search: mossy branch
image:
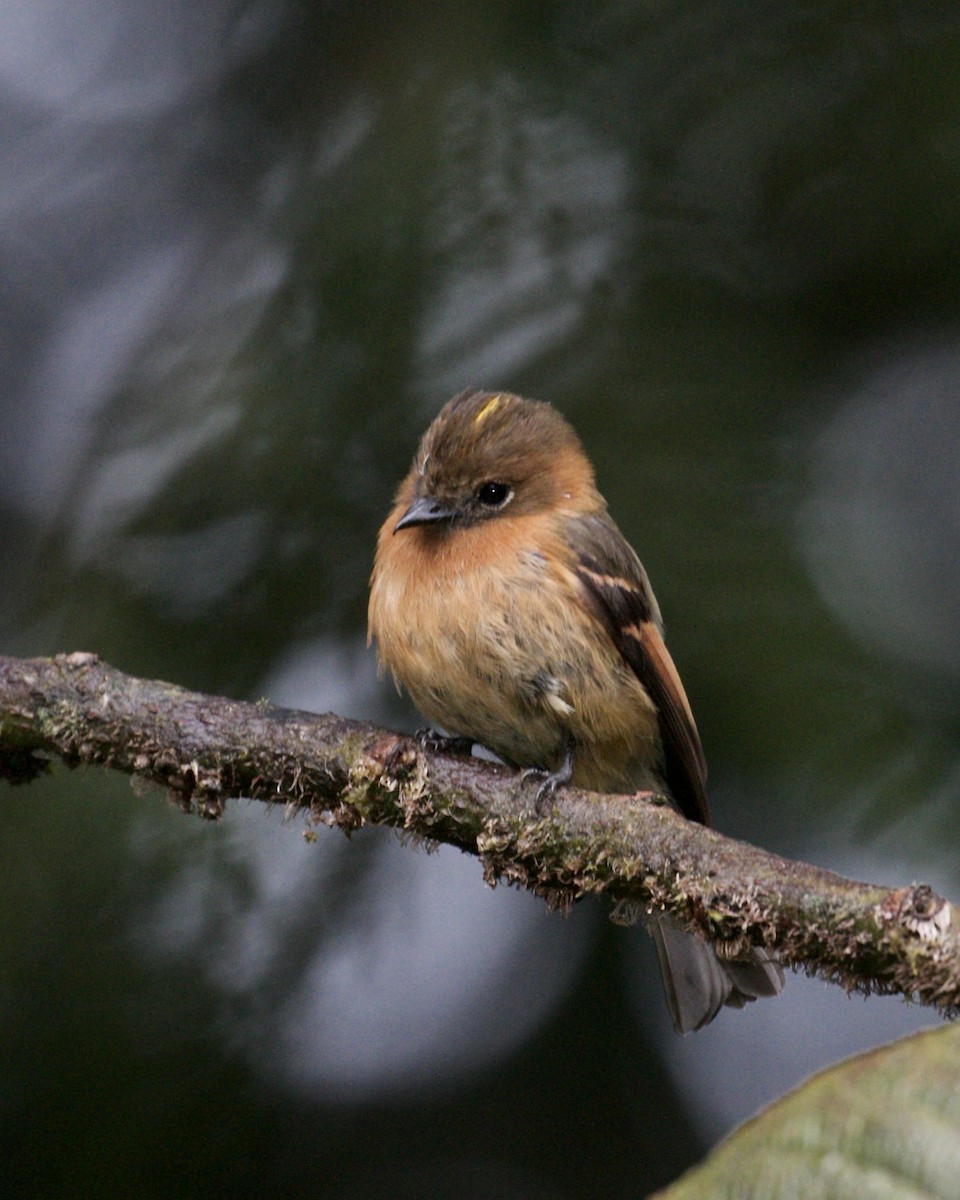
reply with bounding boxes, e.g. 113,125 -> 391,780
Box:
1,652 -> 956,1015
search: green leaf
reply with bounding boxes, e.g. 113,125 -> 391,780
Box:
652,1025 -> 960,1200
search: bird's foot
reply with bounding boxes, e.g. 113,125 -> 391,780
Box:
520,741 -> 574,812
415,727 -> 475,757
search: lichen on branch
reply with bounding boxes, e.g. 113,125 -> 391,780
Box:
0,652 -> 957,1015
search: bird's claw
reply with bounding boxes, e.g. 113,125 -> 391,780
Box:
520,751 -> 574,812
415,727 -> 475,756
520,767 -> 559,811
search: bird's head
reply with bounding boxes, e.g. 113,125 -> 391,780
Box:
393,390 -> 598,533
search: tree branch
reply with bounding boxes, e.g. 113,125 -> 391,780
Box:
1,652 -> 956,1015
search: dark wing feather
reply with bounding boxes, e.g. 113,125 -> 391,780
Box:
568,513 -> 710,825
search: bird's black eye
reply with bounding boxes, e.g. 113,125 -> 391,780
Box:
477,481 -> 512,508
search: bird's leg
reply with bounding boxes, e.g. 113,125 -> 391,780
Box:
521,736 -> 575,810
415,727 -> 475,756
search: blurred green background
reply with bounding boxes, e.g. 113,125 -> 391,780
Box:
2,3 -> 960,1197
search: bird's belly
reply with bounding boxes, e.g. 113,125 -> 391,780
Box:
372,547 -> 660,789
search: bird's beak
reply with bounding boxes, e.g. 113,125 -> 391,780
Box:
393,496 -> 457,532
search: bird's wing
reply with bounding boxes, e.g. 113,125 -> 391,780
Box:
567,512 -> 709,825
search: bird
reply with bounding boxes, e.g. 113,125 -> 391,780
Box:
367,389 -> 783,1032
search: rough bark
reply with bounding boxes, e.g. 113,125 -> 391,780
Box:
1,652 -> 956,1014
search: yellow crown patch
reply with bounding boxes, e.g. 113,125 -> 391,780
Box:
474,394 -> 502,425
